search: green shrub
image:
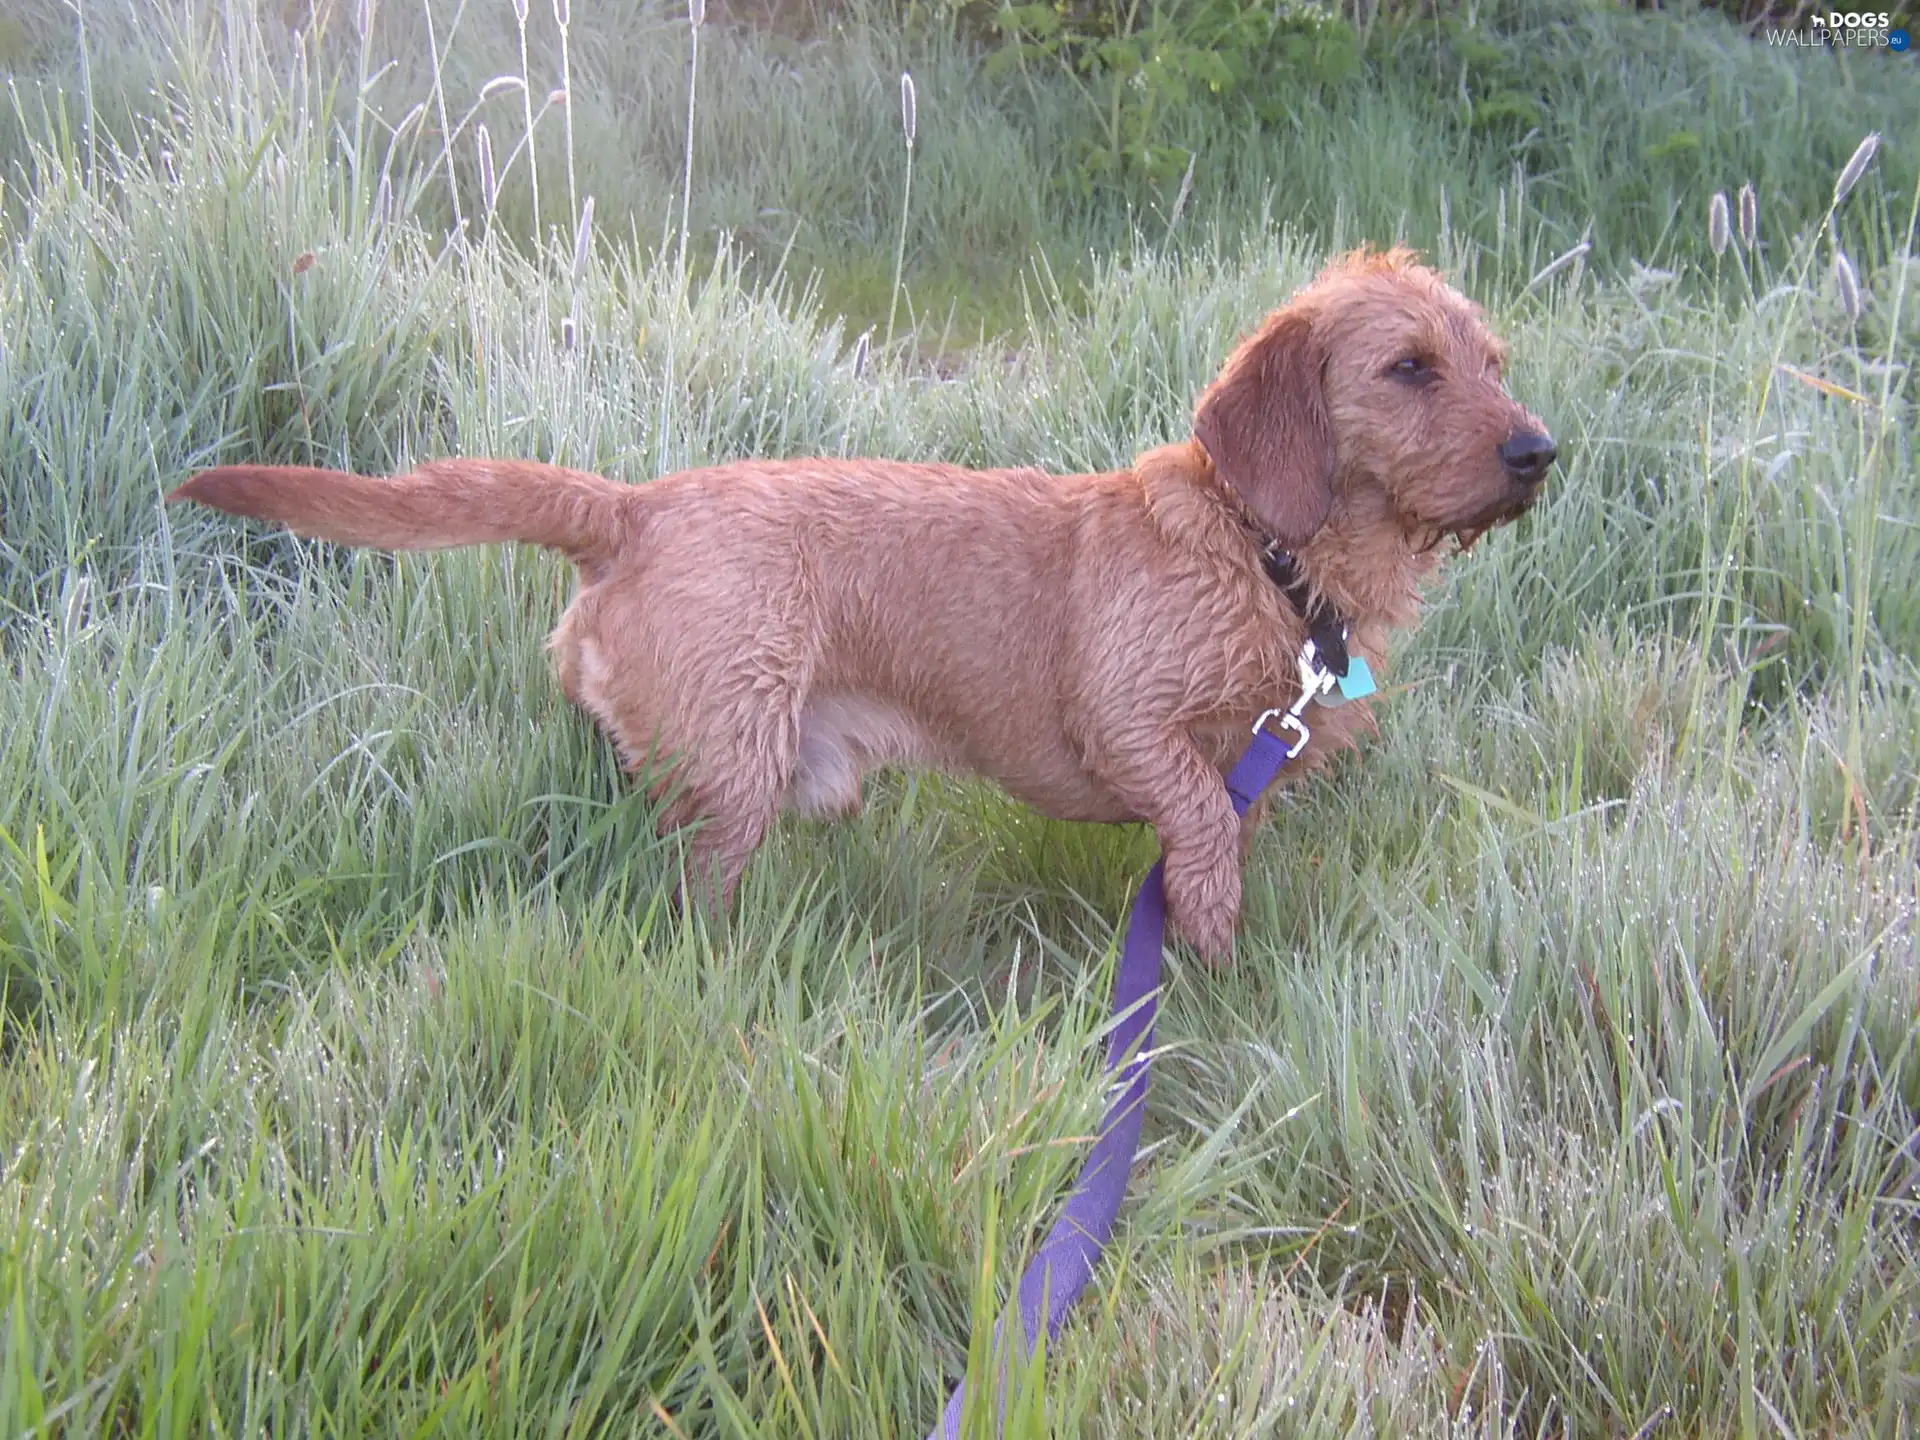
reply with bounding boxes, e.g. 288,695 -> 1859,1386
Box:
921,1 -> 1363,189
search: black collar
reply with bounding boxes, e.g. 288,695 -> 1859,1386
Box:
1258,541 -> 1352,680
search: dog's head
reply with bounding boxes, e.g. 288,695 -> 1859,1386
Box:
1194,247 -> 1555,550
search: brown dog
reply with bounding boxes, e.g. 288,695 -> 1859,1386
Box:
168,247 -> 1554,961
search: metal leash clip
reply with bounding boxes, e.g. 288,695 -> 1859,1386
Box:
1251,640 -> 1338,759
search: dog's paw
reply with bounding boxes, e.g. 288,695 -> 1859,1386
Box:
1182,925 -> 1237,971
1166,896 -> 1239,969
1160,860 -> 1241,970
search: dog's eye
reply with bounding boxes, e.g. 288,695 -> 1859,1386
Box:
1390,356 -> 1435,384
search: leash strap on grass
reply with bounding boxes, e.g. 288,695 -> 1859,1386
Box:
930,719 -> 1308,1438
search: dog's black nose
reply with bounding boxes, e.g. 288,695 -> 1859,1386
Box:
1499,430 -> 1557,485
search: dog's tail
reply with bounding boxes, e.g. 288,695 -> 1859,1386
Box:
166,459 -> 633,569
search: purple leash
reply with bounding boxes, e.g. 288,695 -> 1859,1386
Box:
929,646 -> 1342,1438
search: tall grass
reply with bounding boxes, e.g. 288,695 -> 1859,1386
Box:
0,1 -> 1915,1436
4,0 -> 1916,335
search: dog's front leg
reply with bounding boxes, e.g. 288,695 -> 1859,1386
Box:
1094,738 -> 1242,965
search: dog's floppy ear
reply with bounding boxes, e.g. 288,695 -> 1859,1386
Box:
1193,310 -> 1336,547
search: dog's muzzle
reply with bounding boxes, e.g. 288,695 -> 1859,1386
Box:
1499,429 -> 1557,487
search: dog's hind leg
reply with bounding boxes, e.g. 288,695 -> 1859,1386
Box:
667,797 -> 781,923
649,688 -> 807,928
567,582 -> 817,929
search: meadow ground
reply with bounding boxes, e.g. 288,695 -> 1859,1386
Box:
1,0 -> 1917,1434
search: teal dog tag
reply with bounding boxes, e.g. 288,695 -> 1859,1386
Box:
1336,655 -> 1377,702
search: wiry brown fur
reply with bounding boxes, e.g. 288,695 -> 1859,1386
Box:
168,247 -> 1554,962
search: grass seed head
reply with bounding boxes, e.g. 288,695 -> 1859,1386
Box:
477,124 -> 497,215
1833,249 -> 1862,321
1833,131 -> 1880,207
